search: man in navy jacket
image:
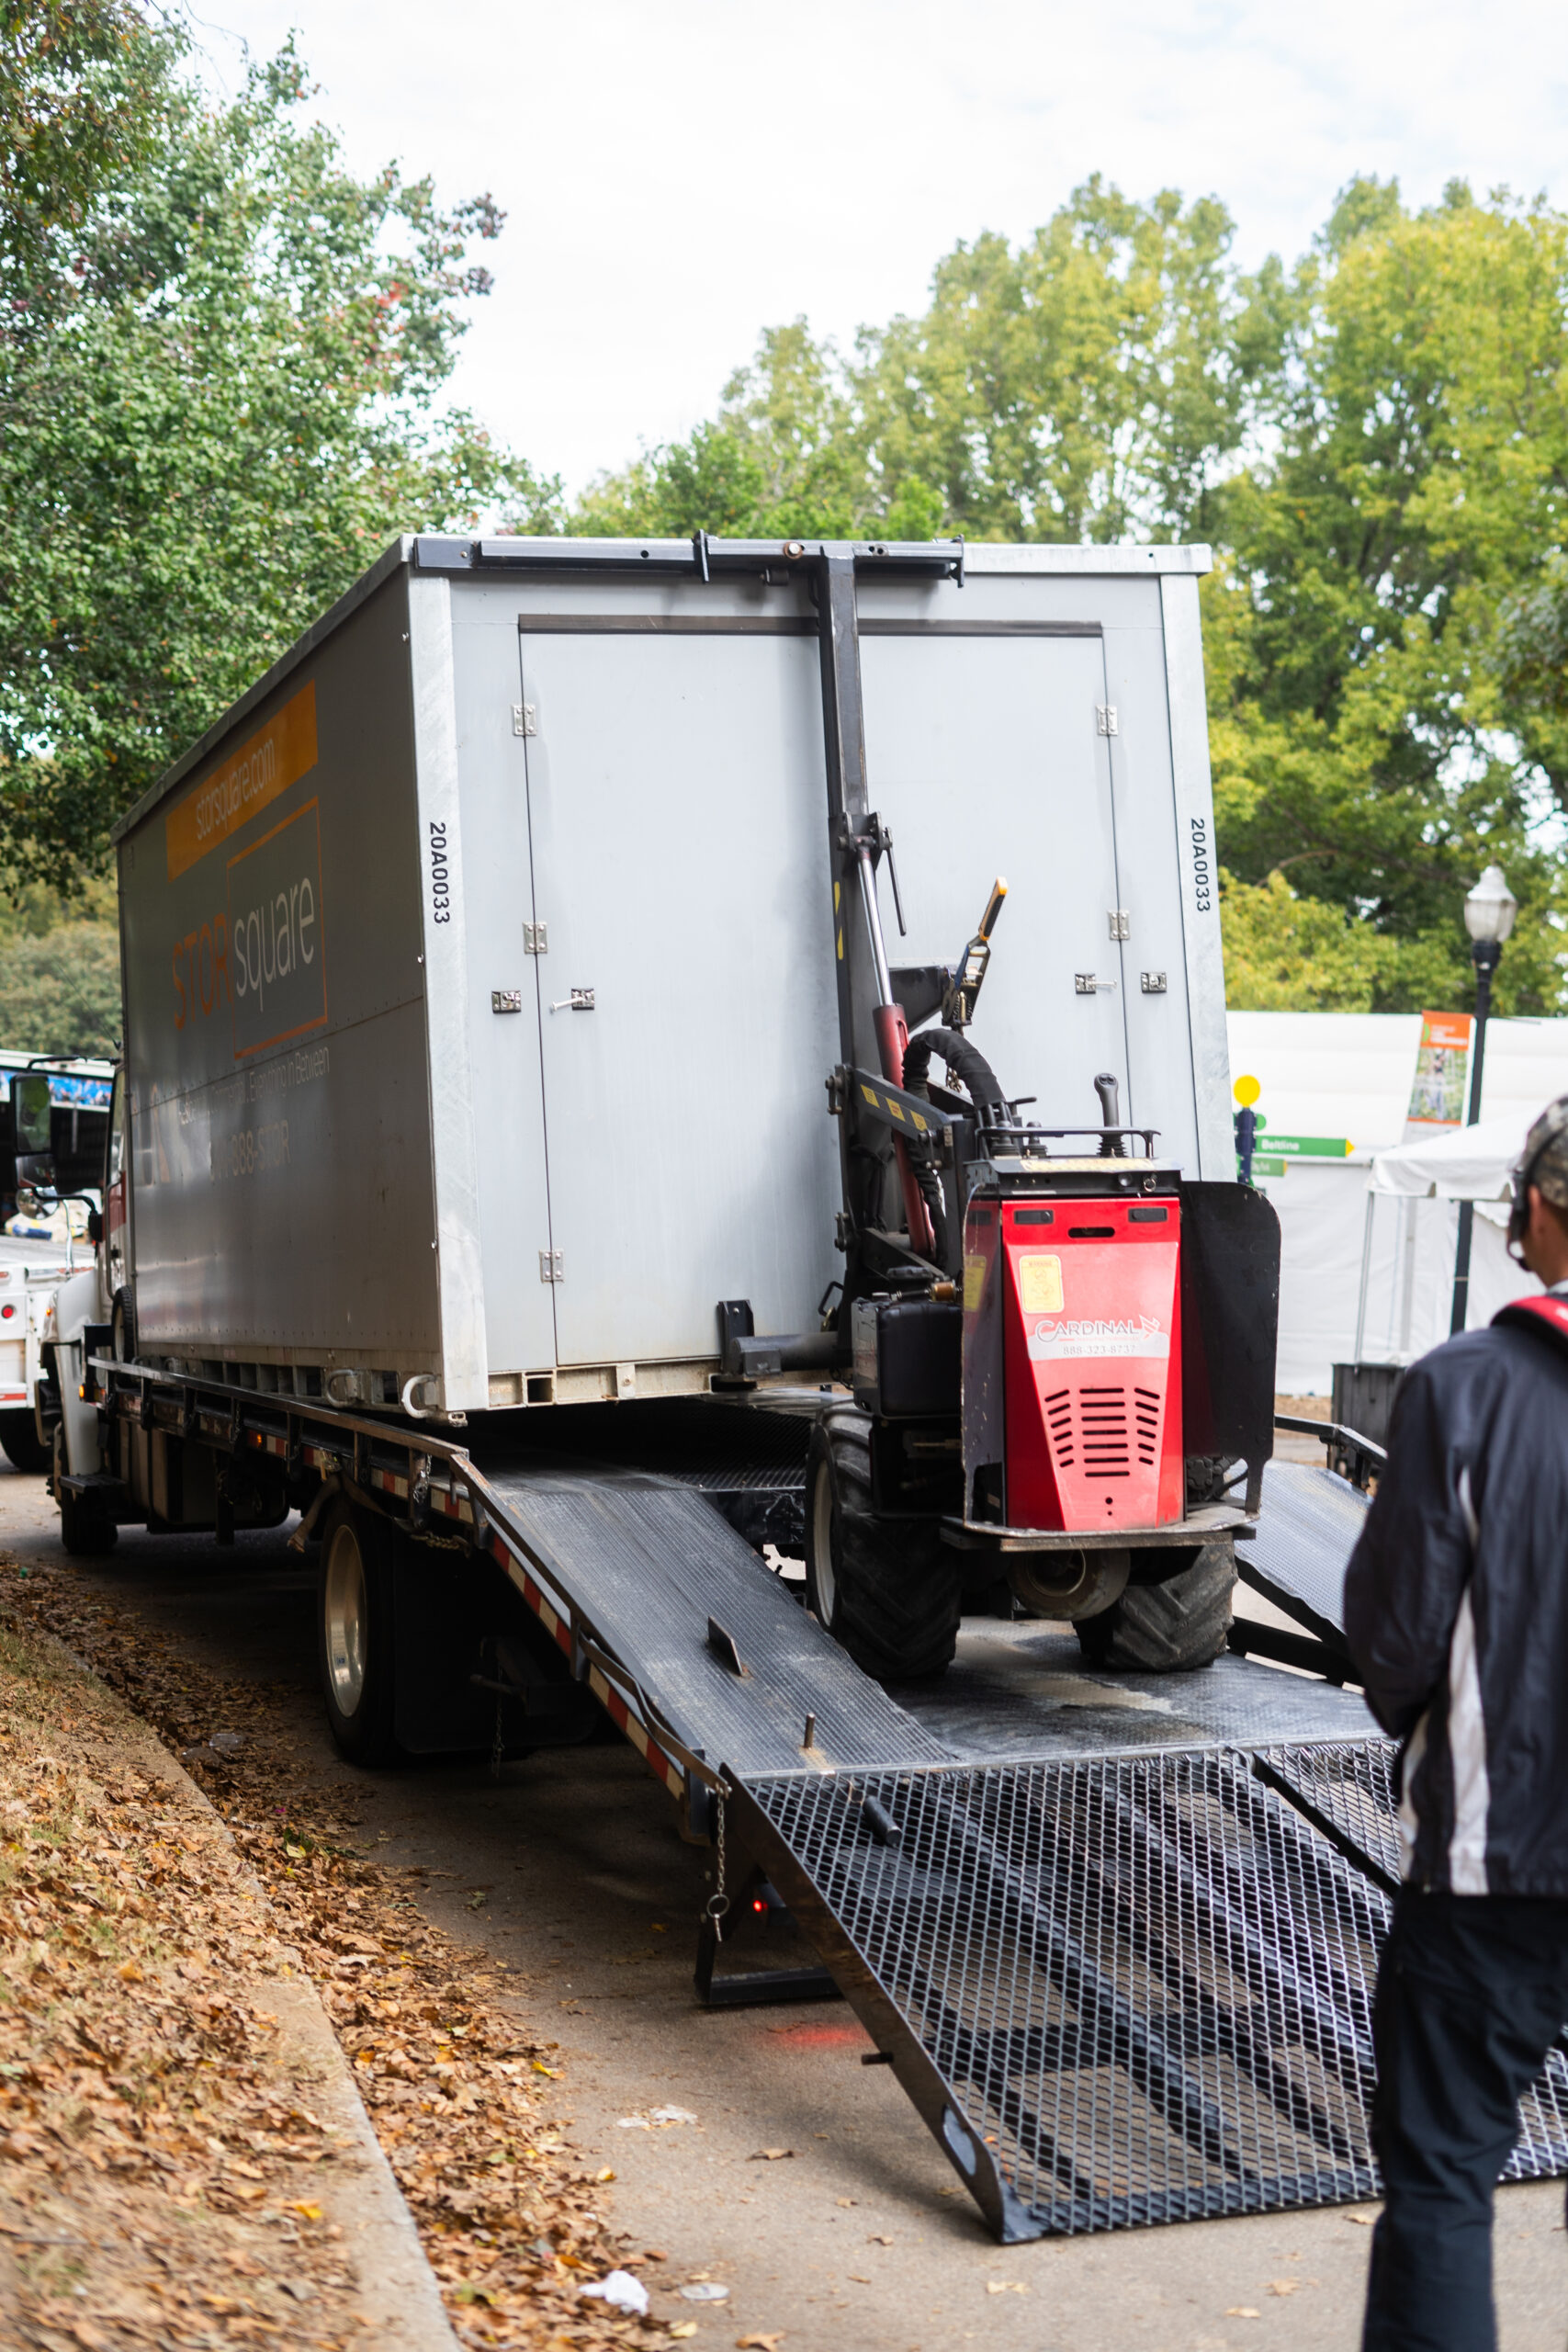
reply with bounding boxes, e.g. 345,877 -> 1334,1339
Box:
1346,1098 -> 1568,2352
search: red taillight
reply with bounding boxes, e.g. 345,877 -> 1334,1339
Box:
1,1305 -> 13,1319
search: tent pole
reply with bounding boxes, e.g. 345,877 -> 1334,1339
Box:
1354,1191 -> 1375,1361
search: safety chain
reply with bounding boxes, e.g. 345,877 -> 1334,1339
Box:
705,1779 -> 734,1939
412,1526 -> 469,1553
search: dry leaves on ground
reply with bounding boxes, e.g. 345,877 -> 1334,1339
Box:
0,1611 -> 371,2346
1,1555 -> 694,2349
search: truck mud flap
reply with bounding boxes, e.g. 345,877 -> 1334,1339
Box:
724,1745 -> 1568,2242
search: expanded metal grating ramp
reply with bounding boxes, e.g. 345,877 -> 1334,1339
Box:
730,1745 -> 1568,2240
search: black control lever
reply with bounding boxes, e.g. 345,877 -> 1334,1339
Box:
1094,1071 -> 1122,1159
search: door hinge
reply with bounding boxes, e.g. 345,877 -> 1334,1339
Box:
491,989 -> 523,1014
1097,704 -> 1119,736
538,1250 -> 563,1284
1141,970 -> 1168,994
1107,909 -> 1130,941
524,922 -> 547,955
513,702 -> 537,738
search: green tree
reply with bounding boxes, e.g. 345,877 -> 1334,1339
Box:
1210,180 -> 1568,1012
0,24 -> 550,884
0,918 -> 120,1054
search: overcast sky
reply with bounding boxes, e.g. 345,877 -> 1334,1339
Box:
195,0 -> 1568,493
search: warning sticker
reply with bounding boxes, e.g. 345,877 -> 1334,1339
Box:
963,1253 -> 987,1313
1017,1255 -> 1064,1313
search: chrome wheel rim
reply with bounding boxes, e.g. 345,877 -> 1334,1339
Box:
323,1524 -> 367,1715
811,1459 -> 839,1626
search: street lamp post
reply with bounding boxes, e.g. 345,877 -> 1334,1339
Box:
1450,865 -> 1517,1336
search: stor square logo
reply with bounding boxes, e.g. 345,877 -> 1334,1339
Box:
227,799 -> 329,1060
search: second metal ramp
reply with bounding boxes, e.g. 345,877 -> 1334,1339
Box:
725,1743 -> 1568,2241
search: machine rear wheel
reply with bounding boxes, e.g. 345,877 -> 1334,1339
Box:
318,1500 -> 397,1763
1074,1541 -> 1235,1672
805,1408 -> 961,1682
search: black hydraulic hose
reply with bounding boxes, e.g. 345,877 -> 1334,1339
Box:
900,1026 -> 1011,1265
901,1026 -> 1009,1127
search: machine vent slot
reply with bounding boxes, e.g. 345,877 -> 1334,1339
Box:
1044,1386 -> 1075,1468
1134,1384 -> 1161,1466
1077,1385 -> 1129,1478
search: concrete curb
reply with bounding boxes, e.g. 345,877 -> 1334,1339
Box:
21,1616 -> 461,2352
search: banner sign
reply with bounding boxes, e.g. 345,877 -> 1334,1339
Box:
1405,1009 -> 1473,1133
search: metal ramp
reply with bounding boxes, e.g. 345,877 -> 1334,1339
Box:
458,1430 -> 1568,2243
723,1744 -> 1568,2241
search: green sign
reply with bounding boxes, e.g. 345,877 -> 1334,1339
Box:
1254,1132 -> 1352,1159
1249,1155 -> 1290,1178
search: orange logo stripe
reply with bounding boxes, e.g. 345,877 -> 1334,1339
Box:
165,681 -> 318,881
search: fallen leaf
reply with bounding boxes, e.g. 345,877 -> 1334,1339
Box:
737,2337 -> 784,2350
986,2280 -> 1028,2294
533,2061 -> 561,2077
1347,2211 -> 1378,2226
867,2233 -> 895,2245
595,2165 -> 615,2182
1226,2309 -> 1261,2319
748,2146 -> 794,2162
289,2200 -> 323,2222
1269,2279 -> 1302,2295
116,1958 -> 143,1983
670,2329 -> 698,2343
835,2197 -> 857,2208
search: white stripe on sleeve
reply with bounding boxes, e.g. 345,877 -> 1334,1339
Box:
1447,1469 -> 1490,1894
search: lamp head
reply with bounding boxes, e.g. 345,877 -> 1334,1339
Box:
1463,864 -> 1517,945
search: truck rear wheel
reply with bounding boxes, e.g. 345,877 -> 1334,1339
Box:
805,1408 -> 961,1683
318,1500 -> 397,1764
1,1410 -> 51,1476
1074,1541 -> 1235,1672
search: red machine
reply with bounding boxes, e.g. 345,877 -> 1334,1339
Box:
983,1193 -> 1185,1533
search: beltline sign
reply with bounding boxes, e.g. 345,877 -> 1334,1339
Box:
164,681 -> 318,881
1255,1134 -> 1355,1159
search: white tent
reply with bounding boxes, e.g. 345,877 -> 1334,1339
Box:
1369,1112 -> 1528,1200
1224,1013 -> 1568,1393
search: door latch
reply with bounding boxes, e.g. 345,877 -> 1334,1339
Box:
549,989 -> 595,1012
1075,973 -> 1119,994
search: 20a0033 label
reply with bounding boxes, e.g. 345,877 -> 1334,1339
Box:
1190,816 -> 1213,912
429,821 -> 451,925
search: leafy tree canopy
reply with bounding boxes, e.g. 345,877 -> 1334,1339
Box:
0,6 -> 554,884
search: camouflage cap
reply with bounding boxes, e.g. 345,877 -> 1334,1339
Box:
1517,1095 -> 1568,1211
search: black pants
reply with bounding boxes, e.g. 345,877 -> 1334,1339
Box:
1362,1887 -> 1568,2352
